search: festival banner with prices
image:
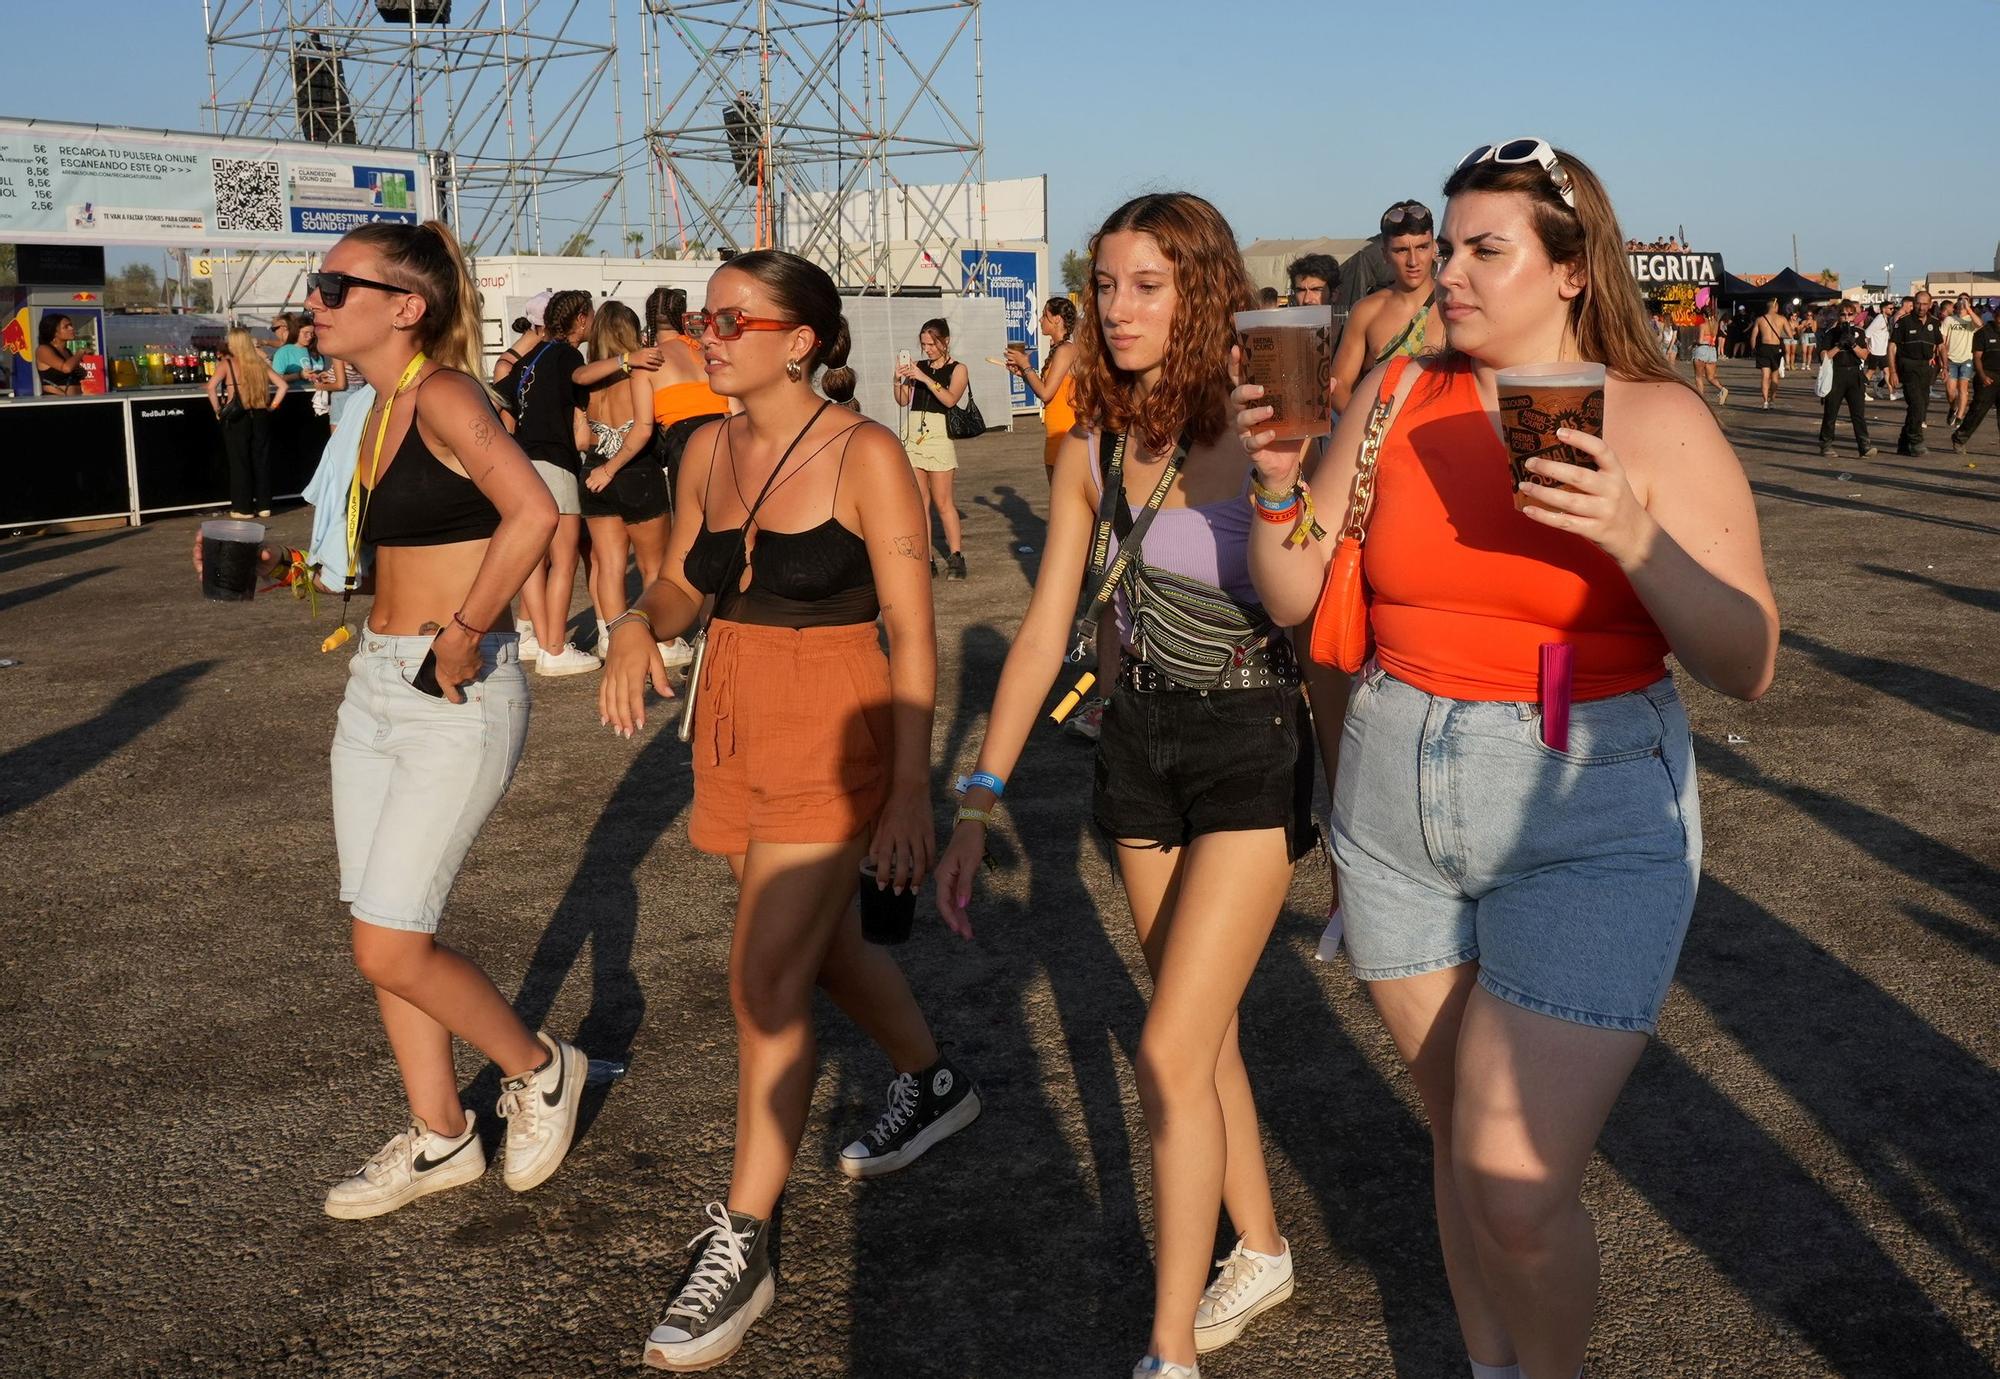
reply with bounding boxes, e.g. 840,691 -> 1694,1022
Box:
961,249 -> 1039,412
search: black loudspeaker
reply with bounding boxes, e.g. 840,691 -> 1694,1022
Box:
376,1 -> 451,22
722,95 -> 761,188
293,35 -> 357,145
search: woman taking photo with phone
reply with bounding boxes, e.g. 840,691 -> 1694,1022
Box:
1237,141 -> 1778,1379
893,318 -> 968,579
1007,295 -> 1080,476
936,192 -> 1310,1379
602,250 -> 978,1372
273,220 -> 583,1218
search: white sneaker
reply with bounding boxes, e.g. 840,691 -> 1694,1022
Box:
1194,1236 -> 1294,1353
496,1031 -> 586,1192
1132,1358 -> 1199,1378
657,637 -> 696,669
537,643 -> 601,677
517,628 -> 543,662
323,1112 -> 485,1219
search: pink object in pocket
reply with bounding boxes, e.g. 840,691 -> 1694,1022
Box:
1539,642 -> 1574,753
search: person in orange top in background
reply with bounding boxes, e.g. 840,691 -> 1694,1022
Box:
645,285 -> 735,498
1005,296 -> 1080,477
1236,140 -> 1777,1379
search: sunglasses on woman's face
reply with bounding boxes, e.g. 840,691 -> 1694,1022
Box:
305,270 -> 412,309
684,308 -> 800,341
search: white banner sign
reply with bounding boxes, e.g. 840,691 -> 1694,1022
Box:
0,117 -> 430,249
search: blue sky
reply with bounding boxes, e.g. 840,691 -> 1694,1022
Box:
17,1 -> 1999,292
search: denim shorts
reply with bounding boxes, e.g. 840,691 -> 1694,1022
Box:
330,628 -> 530,933
1093,678 -> 1317,861
1691,345 -> 1717,365
1329,666 -> 1701,1034
1947,360 -> 1974,383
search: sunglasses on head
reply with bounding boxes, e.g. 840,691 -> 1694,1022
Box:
684,307 -> 800,341
1381,200 -> 1432,230
1456,138 -> 1577,210
305,270 -> 412,309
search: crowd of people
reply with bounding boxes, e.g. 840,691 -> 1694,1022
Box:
197,134 -> 1788,1379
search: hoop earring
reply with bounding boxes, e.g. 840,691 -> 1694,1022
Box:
785,358 -> 804,381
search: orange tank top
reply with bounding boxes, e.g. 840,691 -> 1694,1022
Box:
1363,360 -> 1668,702
1043,372 -> 1076,434
652,337 -> 728,428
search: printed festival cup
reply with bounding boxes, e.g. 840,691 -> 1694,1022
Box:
858,858 -> 916,945
1235,306 -> 1334,440
200,519 -> 266,602
1495,362 -> 1607,511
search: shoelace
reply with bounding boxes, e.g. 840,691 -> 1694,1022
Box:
357,1123 -> 422,1182
496,1075 -> 541,1140
1200,1249 -> 1263,1313
865,1073 -> 921,1149
663,1202 -> 752,1325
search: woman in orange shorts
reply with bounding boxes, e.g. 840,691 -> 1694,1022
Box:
602,251 -> 979,1372
1007,295 -> 1079,475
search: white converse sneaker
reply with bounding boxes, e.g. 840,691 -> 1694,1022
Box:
496,1031 -> 585,1192
517,627 -> 543,662
1193,1236 -> 1294,1353
537,643 -> 601,677
323,1112 -> 485,1219
657,637 -> 696,669
1132,1357 -> 1199,1378
645,1202 -> 775,1371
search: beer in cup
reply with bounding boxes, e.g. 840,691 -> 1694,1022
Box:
199,519 -> 265,602
1234,306 -> 1334,441
1495,362 -> 1606,510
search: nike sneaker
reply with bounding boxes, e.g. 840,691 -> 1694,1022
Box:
323,1111 -> 485,1219
644,1202 -> 775,1371
497,1031 -> 585,1192
838,1057 -> 981,1179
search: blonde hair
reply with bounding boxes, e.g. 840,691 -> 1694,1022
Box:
224,327 -> 270,410
341,218 -> 499,403
586,301 -> 645,362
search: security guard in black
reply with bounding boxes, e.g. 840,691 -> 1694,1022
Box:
1890,294 -> 1942,454
1951,318 -> 2000,450
1817,306 -> 1873,457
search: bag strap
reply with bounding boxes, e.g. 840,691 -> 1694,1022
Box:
700,400 -> 835,627
1372,291 -> 1435,365
1069,429 -> 1186,660
1339,356 -> 1422,544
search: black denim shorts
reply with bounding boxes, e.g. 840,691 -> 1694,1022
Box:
1091,679 -> 1317,860
580,452 -> 671,524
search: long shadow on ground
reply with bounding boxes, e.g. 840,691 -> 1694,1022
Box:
0,660 -> 215,817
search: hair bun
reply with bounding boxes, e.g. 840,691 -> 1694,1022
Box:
822,317 -> 851,371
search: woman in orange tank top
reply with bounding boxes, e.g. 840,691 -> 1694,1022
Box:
1238,143 -> 1777,1379
1006,295 -> 1079,475
644,286 -> 733,489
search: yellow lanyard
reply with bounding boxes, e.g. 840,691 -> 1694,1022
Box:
322,353 -> 427,652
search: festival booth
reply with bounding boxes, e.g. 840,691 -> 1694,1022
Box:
1626,249 -> 1726,356
1722,268 -> 1842,305
0,117 -> 434,531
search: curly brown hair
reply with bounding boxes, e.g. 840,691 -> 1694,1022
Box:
1069,192 -> 1255,452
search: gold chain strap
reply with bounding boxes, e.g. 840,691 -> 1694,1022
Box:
1341,387 -> 1396,543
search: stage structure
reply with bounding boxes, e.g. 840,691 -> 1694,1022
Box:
200,0 -> 632,306
639,0 -> 990,294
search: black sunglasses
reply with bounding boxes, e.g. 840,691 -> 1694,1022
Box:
306,270 -> 412,309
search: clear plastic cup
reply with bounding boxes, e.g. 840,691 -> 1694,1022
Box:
1495,362 -> 1606,509
1235,305 -> 1334,440
199,519 -> 265,602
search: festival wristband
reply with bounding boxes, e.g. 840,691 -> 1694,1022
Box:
1250,476 -> 1300,506
955,806 -> 995,829
605,608 -> 653,635
955,771 -> 1006,799
1253,495 -> 1302,523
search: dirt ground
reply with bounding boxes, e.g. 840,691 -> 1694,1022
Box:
2,357 -> 1995,1377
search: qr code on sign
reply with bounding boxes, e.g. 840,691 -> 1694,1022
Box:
212,157 -> 284,232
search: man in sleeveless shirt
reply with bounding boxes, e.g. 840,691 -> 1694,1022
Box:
1750,298 -> 1791,410
1329,200 -> 1441,414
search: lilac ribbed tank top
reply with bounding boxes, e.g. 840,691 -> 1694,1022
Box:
1085,430 -> 1260,643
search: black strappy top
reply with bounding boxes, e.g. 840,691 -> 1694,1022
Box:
683,422 -> 878,627
360,388 -> 502,548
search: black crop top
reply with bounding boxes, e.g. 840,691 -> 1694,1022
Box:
683,424 -> 878,627
360,397 -> 501,548
907,357 -> 958,415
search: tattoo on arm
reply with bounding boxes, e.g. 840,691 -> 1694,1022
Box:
892,535 -> 927,561
471,417 -> 496,449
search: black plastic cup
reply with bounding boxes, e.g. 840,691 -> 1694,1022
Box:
857,859 -> 916,945
200,519 -> 264,602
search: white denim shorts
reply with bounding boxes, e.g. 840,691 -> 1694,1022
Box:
330,627 -> 530,933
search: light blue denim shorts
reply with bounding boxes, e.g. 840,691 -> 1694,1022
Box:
1946,360 -> 1974,383
330,628 -> 530,933
1329,665 -> 1701,1034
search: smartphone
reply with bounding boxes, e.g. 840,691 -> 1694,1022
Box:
412,649 -> 446,698
897,349 -> 912,371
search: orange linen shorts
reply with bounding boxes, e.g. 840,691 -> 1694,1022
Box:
687,619 -> 895,856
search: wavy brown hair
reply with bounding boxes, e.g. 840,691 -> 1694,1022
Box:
1070,192 -> 1256,452
1440,147 -> 1686,390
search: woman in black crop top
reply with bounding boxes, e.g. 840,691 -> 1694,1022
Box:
601,251 -> 980,1369
892,317 -> 969,578
279,219 -> 594,1219
34,314 -> 85,395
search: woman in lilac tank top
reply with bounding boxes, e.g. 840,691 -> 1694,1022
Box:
937,192 -> 1314,1379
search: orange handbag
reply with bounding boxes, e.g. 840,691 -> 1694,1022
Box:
1308,358 -> 1412,673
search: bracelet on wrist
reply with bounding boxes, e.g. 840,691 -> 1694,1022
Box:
955,805 -> 995,829
605,607 -> 654,636
452,610 -> 490,637
1250,475 -> 1301,506
1252,494 -> 1302,523
955,770 -> 1006,800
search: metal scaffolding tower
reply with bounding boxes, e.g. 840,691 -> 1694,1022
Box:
200,0 -> 631,259
640,0 -> 987,293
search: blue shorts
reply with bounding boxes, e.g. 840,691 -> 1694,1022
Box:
1947,361 -> 1974,383
1691,345 -> 1717,365
1329,666 -> 1701,1034
331,628 -> 530,933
